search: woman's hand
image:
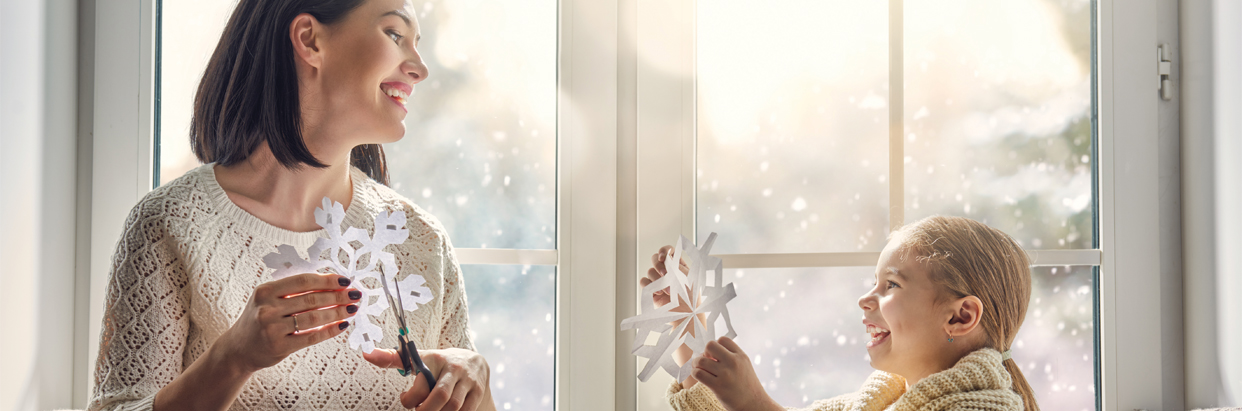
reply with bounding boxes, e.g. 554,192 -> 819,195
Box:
364,347 -> 496,411
154,272 -> 360,411
215,273 -> 360,373
690,337 -> 782,411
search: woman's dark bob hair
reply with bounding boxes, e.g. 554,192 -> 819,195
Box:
192,0 -> 390,185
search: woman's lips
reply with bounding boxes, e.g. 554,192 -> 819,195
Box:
386,94 -> 408,113
380,82 -> 412,113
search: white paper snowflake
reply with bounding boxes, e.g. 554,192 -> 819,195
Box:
620,232 -> 737,382
262,197 -> 433,353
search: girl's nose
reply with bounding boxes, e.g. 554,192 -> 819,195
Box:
858,292 -> 876,311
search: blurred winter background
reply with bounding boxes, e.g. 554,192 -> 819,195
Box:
158,0 -> 1095,410
692,0 -> 1095,410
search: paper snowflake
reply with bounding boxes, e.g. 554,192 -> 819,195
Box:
262,197 -> 433,353
620,232 -> 737,382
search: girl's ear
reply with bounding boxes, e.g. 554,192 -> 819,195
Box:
946,295 -> 984,338
290,13 -> 325,69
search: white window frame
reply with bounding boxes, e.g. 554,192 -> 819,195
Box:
627,0 -> 1170,410
81,0 -> 619,408
78,0 -> 1177,410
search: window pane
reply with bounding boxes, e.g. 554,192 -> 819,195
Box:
158,0 -> 233,186
462,264 -> 555,411
903,0 -> 1094,249
1019,265 -> 1096,410
158,0 -> 559,250
719,267 -> 876,406
671,265 -> 1096,409
386,0 -> 557,249
695,1 -> 890,254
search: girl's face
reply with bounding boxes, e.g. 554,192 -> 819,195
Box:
310,0 -> 427,147
857,233 -> 958,382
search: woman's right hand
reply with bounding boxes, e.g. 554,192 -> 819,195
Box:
642,245 -> 689,308
215,273 -> 361,373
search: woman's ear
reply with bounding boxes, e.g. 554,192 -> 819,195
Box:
289,13 -> 324,69
946,295 -> 984,338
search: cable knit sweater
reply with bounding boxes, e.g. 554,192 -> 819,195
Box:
88,164 -> 475,411
668,349 -> 1023,411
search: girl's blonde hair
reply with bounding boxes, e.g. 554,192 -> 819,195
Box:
893,215 -> 1039,411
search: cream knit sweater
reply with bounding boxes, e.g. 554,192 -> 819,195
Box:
88,164 -> 475,411
668,349 -> 1023,411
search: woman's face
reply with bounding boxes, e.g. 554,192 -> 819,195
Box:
312,0 -> 427,146
857,233 -> 956,381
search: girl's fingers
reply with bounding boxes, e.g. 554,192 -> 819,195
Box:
704,340 -> 731,363
281,288 -> 361,316
717,336 -> 743,354
261,273 -> 350,301
693,355 -> 723,376
691,367 -> 718,384
288,304 -> 356,335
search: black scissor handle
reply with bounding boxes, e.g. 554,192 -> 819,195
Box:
399,336 -> 437,390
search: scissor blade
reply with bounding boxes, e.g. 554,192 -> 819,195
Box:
376,268 -> 409,332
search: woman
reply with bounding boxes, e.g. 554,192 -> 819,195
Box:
88,0 -> 494,410
646,216 -> 1038,411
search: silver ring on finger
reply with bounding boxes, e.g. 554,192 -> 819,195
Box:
292,313 -> 301,334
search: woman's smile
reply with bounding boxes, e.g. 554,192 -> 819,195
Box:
380,81 -> 412,113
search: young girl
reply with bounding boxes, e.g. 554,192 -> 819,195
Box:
644,215 -> 1039,411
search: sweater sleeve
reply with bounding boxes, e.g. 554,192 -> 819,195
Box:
89,199 -> 192,411
666,371 -> 905,411
436,234 -> 475,351
667,381 -> 727,411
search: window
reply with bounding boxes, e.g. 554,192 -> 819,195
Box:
86,0 -> 1171,408
636,0 -> 1098,409
156,0 -> 558,408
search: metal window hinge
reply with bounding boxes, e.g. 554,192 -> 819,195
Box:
1158,44 -> 1173,100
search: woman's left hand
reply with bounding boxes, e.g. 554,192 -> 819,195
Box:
364,348 -> 496,411
691,337 -> 782,411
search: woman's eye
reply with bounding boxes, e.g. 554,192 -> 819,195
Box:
387,30 -> 404,43
886,280 -> 900,290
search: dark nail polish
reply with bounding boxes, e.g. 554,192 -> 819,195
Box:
347,304 -> 358,314
349,290 -> 362,300
339,322 -> 350,330
338,277 -> 351,287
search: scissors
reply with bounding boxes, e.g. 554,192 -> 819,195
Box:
378,268 -> 437,390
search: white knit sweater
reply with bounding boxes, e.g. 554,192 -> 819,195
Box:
88,164 -> 475,411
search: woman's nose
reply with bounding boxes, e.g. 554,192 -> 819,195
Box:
403,48 -> 430,84
404,59 -> 429,84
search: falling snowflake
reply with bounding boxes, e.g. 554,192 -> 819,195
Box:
262,197 -> 433,353
620,232 -> 738,383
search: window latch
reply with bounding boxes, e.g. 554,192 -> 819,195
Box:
1158,44 -> 1173,100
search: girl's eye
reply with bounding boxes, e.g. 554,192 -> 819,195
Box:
886,280 -> 900,290
387,30 -> 404,44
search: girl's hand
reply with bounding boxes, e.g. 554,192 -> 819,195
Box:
364,347 -> 496,411
642,245 -> 689,308
215,273 -> 360,373
691,337 -> 782,411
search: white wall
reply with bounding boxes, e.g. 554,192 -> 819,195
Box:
0,0 -> 81,409
1184,0 -> 1242,407
1212,0 -> 1242,405
0,0 -> 47,405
